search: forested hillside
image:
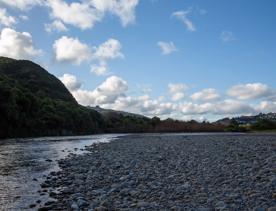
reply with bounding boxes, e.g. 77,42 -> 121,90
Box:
0,57 -> 104,138
0,57 -> 226,138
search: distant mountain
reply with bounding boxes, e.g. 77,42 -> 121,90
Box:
216,113 -> 276,132
216,113 -> 276,126
233,113 -> 276,125
89,106 -> 148,119
215,118 -> 232,126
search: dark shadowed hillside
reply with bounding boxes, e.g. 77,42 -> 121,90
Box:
0,57 -> 227,138
0,57 -> 76,103
0,57 -> 104,138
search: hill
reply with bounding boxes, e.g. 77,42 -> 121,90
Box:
0,57 -> 226,138
89,106 -> 147,119
233,113 -> 276,125
216,113 -> 276,132
0,57 -> 76,103
0,57 -> 104,138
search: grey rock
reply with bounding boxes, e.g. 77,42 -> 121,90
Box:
136,201 -> 151,208
71,202 -> 79,210
38,134 -> 276,210
215,201 -> 227,210
77,198 -> 88,208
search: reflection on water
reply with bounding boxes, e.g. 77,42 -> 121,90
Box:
0,134 -> 120,210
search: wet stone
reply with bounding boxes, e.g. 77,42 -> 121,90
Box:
37,134 -> 276,210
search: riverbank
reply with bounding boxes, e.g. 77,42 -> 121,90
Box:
39,134 -> 276,210
0,135 -> 119,210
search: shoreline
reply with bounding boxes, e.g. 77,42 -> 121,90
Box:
38,134 -> 276,210
3,131 -> 276,142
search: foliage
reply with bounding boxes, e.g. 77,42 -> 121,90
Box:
0,57 -> 104,138
0,57 -> 76,103
251,119 -> 276,131
225,119 -> 248,132
0,57 -> 228,138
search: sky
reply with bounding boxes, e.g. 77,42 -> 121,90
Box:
0,0 -> 275,121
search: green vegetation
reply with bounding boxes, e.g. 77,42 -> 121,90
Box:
225,118 -> 276,132
0,57 -> 77,103
6,56 -> 274,139
225,119 -> 248,132
0,57 -> 104,138
251,119 -> 276,131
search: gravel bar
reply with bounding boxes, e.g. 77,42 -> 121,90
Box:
38,134 -> 276,211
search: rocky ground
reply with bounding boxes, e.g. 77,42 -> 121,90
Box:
38,134 -> 276,210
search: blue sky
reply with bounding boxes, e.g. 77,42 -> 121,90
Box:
0,0 -> 275,121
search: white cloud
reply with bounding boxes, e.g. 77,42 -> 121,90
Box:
157,41 -> 177,55
53,37 -> 123,75
0,8 -> 16,27
265,93 -> 276,102
53,36 -> 91,65
191,88 -> 220,102
70,75 -> 128,105
104,96 -> 258,118
171,10 -> 196,32
45,20 -> 68,33
136,84 -> 152,94
89,0 -> 139,26
95,75 -> 128,96
168,83 -> 188,101
59,74 -> 266,120
93,38 -> 124,63
214,99 -> 255,115
19,15 -> 29,21
220,31 -> 235,42
180,99 -> 255,115
47,0 -> 139,30
171,92 -> 184,102
60,74 -> 176,117
0,27 -> 42,59
0,0 -> 43,10
256,101 -> 276,113
59,73 -> 81,91
91,38 -> 124,75
227,83 -> 271,100
168,83 -> 188,94
180,102 -> 212,115
47,0 -> 102,30
112,95 -> 176,116
90,64 -> 108,76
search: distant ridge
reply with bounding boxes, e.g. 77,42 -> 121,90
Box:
216,113 -> 276,126
233,113 -> 276,124
89,105 -> 148,119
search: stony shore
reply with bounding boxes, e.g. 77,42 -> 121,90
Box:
38,134 -> 276,210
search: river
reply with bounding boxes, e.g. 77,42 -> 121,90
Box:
0,134 -> 121,210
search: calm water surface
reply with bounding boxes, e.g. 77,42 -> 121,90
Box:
0,134 -> 121,210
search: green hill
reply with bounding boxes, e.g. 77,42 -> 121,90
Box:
0,57 -> 226,138
0,57 -> 76,103
0,57 -> 104,138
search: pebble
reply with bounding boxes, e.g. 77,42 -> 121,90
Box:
38,134 -> 276,210
29,204 -> 36,208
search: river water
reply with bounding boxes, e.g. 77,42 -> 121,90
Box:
0,134 -> 120,210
